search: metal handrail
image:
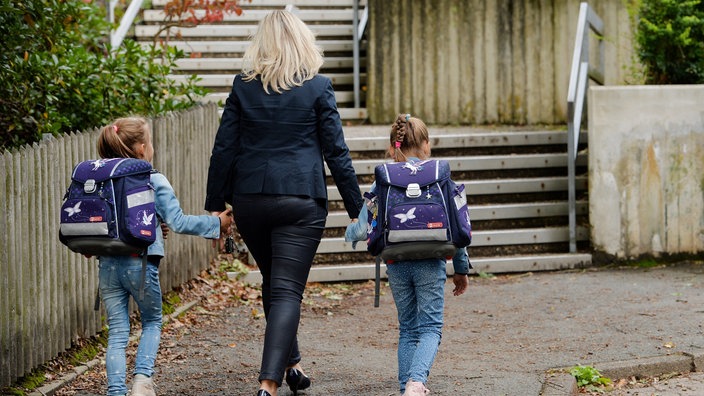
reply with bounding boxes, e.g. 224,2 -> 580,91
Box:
108,0 -> 144,49
566,2 -> 604,252
353,1 -> 367,109
292,1 -> 365,110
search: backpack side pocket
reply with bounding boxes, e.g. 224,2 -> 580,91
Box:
364,191 -> 384,256
450,182 -> 472,247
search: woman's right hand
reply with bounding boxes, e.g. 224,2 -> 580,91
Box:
217,208 -> 233,234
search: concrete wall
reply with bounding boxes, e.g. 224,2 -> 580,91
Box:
588,86 -> 704,258
367,0 -> 636,125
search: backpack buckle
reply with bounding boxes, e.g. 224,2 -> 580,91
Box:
84,179 -> 97,193
406,183 -> 421,198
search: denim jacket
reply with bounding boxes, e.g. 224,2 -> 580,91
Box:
345,180 -> 471,275
146,172 -> 221,257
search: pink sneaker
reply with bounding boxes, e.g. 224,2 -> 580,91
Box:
403,379 -> 430,396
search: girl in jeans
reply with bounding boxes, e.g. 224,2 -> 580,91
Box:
96,117 -> 232,396
346,114 -> 471,396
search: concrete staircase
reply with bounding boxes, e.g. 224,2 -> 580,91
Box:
293,126 -> 592,282
137,0 -> 367,121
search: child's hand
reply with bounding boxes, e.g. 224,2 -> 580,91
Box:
452,273 -> 469,296
345,218 -> 366,249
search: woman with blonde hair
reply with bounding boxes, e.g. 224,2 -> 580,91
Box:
205,10 -> 363,396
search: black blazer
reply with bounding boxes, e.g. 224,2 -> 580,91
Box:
205,74 -> 363,219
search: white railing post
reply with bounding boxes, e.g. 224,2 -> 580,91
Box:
353,0 -> 361,109
109,0 -> 144,50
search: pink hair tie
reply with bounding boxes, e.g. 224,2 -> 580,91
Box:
113,125 -> 119,134
395,141 -> 401,148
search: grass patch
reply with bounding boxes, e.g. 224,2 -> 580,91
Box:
632,258 -> 659,268
0,369 -> 46,395
0,331 -> 108,395
68,332 -> 108,366
477,271 -> 496,279
162,290 -> 182,316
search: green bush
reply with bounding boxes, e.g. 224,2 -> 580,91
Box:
635,0 -> 704,84
0,0 -> 206,151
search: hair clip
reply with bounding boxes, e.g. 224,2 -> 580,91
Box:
113,125 -> 119,134
405,114 -> 411,122
395,141 -> 401,148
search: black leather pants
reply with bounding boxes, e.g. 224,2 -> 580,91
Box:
233,194 -> 327,385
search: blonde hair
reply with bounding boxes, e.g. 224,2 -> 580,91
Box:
389,114 -> 430,163
97,117 -> 150,159
241,10 -> 324,93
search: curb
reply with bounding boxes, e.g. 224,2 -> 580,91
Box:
540,372 -> 578,396
540,351 -> 704,396
28,300 -> 200,396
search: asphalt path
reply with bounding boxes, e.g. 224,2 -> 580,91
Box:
43,261 -> 704,396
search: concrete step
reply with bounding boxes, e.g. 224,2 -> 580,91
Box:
317,227 -> 589,254
326,153 -> 588,176
238,253 -> 593,283
174,57 -> 364,71
324,201 -> 589,228
174,73 -> 366,88
136,24 -> 357,38
327,175 -> 588,200
143,9 -> 364,23
342,129 -> 587,150
143,39 -> 363,54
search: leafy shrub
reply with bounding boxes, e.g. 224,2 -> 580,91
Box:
0,0 -> 207,151
635,0 -> 704,84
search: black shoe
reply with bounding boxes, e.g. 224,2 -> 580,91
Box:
285,368 -> 311,395
256,390 -> 271,396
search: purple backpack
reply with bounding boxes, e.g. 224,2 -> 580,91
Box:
366,159 -> 472,262
59,158 -> 157,257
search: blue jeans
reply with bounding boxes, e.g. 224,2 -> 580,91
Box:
99,256 -> 163,396
386,259 -> 446,394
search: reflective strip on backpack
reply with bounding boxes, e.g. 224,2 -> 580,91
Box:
127,189 -> 155,208
388,228 -> 448,243
60,222 -> 109,236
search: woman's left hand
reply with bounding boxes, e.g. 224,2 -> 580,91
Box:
161,223 -> 170,240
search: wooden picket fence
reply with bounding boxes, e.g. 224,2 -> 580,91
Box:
0,103 -> 220,387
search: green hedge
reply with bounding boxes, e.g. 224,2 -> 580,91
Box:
0,0 -> 206,151
636,0 -> 704,84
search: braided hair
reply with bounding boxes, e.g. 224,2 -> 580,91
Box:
389,113 -> 430,162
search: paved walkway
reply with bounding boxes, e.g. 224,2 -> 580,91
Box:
37,261 -> 704,395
